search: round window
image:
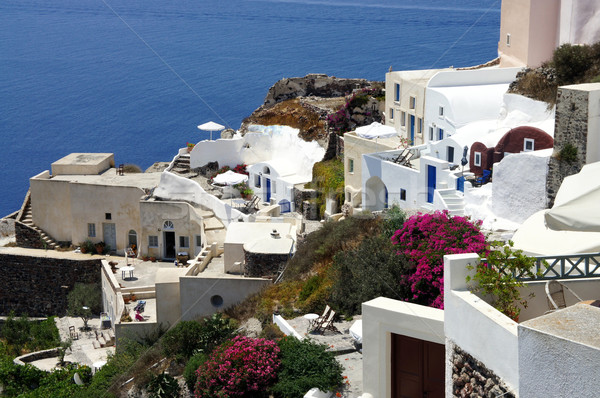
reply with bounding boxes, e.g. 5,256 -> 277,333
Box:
210,295 -> 224,307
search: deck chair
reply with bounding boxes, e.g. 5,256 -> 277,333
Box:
243,195 -> 260,213
545,280 -> 583,312
308,305 -> 330,332
315,309 -> 340,335
392,149 -> 409,164
472,169 -> 491,187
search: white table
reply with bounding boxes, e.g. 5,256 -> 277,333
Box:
121,266 -> 135,280
304,313 -> 319,331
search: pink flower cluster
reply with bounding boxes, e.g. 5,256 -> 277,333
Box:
195,335 -> 280,397
391,211 -> 487,309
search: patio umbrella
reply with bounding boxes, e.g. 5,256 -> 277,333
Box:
197,121 -> 225,141
212,170 -> 248,186
355,122 -> 398,140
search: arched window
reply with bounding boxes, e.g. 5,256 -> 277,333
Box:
263,166 -> 271,174
163,220 -> 174,230
128,230 -> 137,248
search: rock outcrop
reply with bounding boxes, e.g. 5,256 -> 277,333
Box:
263,74 -> 378,107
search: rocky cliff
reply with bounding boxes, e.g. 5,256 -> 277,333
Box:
241,74 -> 384,143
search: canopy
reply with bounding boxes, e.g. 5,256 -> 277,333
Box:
197,121 -> 225,140
212,170 -> 248,186
545,162 -> 600,232
355,122 -> 397,139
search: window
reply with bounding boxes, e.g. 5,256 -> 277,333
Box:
439,106 -> 444,117
163,220 -> 174,230
409,96 -> 416,109
272,182 -> 276,194
400,189 -> 407,201
447,146 -> 455,163
474,152 -> 482,167
128,230 -> 137,247
400,111 -> 406,127
195,235 -> 202,248
524,138 -> 535,152
506,33 -> 511,47
255,174 -> 261,188
429,127 -> 434,141
389,108 -> 394,120
179,236 -> 189,248
394,83 -> 400,101
105,213 -> 111,220
88,223 -> 96,238
148,235 -> 158,248
438,128 -> 444,140
417,118 -> 423,134
349,158 -> 354,173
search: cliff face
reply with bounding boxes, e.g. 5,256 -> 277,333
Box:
241,74 -> 384,144
263,74 -> 377,107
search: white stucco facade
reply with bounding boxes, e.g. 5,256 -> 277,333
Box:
361,297 -> 444,398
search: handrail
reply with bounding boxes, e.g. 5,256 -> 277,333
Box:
482,251 -> 600,281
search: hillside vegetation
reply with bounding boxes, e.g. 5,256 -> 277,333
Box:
509,41 -> 600,105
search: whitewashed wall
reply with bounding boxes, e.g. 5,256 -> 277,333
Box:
153,171 -> 248,226
444,253 -> 519,394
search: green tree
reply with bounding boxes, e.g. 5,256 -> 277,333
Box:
67,283 -> 102,330
330,234 -> 412,316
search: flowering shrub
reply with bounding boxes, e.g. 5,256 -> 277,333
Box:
391,211 -> 487,308
326,88 -> 382,135
195,336 -> 280,397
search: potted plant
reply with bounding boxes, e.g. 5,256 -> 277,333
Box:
234,182 -> 254,199
186,142 -> 195,152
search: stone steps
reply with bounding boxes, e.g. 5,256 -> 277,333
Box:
18,199 -> 59,249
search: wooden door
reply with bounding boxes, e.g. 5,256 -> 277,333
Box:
391,334 -> 444,398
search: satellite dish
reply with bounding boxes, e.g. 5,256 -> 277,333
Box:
73,372 -> 84,385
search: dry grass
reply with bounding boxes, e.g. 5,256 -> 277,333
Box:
509,70 -> 558,106
242,99 -> 329,141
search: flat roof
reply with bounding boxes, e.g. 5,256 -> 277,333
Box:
52,153 -> 113,166
225,222 -> 293,244
521,302 -> 600,349
49,168 -> 162,190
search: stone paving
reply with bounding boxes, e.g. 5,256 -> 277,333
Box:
285,315 -> 363,398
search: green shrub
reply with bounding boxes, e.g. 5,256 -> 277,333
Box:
161,314 -> 237,360
68,283 -> 102,330
183,352 -> 208,392
271,336 -> 343,398
298,275 -> 321,302
259,323 -> 286,340
330,234 -> 412,315
0,355 -> 45,396
147,372 -> 180,398
467,241 -> 540,320
122,164 -> 142,173
558,142 -> 578,164
553,43 -> 592,85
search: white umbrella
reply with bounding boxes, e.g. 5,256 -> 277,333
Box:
197,121 -> 225,141
212,170 -> 248,186
355,122 -> 398,140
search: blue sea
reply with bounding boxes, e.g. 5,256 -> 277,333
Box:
0,0 -> 501,216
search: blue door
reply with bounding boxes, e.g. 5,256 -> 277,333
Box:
265,178 -> 271,203
410,115 -> 415,144
457,176 -> 465,193
427,165 -> 436,203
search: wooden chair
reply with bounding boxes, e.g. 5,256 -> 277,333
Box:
545,280 -> 583,312
308,305 -> 330,333
314,309 -> 340,335
69,325 -> 79,340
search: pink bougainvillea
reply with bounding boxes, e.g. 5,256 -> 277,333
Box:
195,335 -> 280,398
391,211 -> 487,309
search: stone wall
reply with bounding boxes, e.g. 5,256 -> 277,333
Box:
293,188 -> 319,221
546,86 -> 589,207
0,254 -> 101,316
244,252 -> 289,278
263,74 -> 378,106
15,221 -> 45,249
451,344 -> 514,398
0,218 -> 15,238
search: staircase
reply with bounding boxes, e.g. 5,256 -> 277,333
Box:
437,189 -> 465,216
198,208 -> 226,246
17,191 -> 60,250
170,154 -> 191,175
